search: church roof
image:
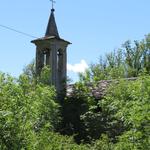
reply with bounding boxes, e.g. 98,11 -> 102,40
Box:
67,78 -> 137,100
45,9 -> 60,38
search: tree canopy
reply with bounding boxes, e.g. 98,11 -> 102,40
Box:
0,34 -> 150,149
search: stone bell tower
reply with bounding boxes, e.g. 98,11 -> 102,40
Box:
31,6 -> 71,96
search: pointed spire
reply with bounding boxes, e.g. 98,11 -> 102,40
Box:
45,8 -> 60,38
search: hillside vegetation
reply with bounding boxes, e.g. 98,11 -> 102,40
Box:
0,34 -> 150,149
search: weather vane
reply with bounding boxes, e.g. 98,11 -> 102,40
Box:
50,0 -> 56,9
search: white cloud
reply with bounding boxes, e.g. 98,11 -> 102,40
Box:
67,60 -> 88,73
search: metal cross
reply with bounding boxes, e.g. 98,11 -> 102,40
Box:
50,0 -> 56,9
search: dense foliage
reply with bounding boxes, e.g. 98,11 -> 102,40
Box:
0,72 -> 61,149
60,35 -> 150,149
79,34 -> 150,82
101,76 -> 150,149
0,34 -> 150,149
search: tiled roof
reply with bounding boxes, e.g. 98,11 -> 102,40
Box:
67,78 -> 137,99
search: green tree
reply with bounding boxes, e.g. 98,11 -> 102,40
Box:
100,76 -> 150,149
80,34 -> 150,82
0,72 -> 60,149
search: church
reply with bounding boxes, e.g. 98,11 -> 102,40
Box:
31,2 -> 138,101
31,3 -> 71,97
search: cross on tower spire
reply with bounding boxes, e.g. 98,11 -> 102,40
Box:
50,0 -> 56,10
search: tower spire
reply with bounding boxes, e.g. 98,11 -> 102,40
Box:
45,0 -> 59,37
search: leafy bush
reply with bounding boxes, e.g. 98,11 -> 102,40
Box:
30,130 -> 89,150
60,82 -> 92,142
99,76 -> 150,149
0,72 -> 60,149
61,76 -> 150,149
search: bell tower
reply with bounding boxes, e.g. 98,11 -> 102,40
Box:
31,4 -> 71,96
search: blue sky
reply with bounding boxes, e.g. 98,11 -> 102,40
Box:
0,0 -> 150,82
